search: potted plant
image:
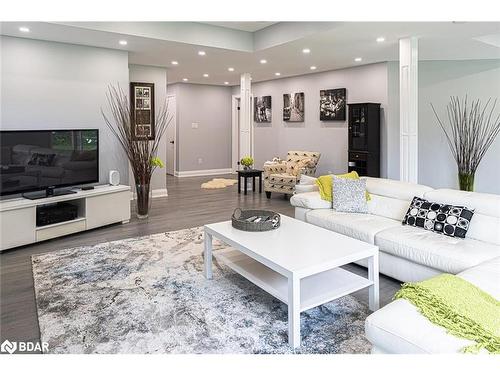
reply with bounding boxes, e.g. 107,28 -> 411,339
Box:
240,156 -> 254,170
431,96 -> 500,191
102,85 -> 171,219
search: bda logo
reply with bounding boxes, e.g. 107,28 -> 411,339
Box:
1,339 -> 17,354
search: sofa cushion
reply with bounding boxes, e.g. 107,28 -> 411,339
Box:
367,194 -> 409,221
306,209 -> 401,244
424,189 -> 500,245
363,177 -> 433,221
365,257 -> 500,354
365,177 -> 433,201
374,225 -> 500,274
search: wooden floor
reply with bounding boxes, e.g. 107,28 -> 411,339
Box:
0,174 -> 401,348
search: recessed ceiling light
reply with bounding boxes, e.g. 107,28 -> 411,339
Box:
19,26 -> 30,33
224,82 -> 229,85
182,78 -> 188,82
119,40 -> 127,46
260,59 -> 267,64
228,67 -> 234,72
302,48 -> 311,54
310,66 -> 317,70
198,51 -> 206,56
275,72 -> 281,76
376,37 -> 385,43
171,61 -> 179,65
354,57 -> 362,62
203,73 -> 209,77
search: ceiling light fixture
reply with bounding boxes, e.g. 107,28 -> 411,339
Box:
302,48 -> 311,54
203,73 -> 209,77
275,72 -> 281,76
376,37 -> 385,43
228,67 -> 234,72
224,82 -> 229,85
354,57 -> 362,62
310,66 -> 317,70
19,26 -> 30,33
198,51 -> 206,56
119,40 -> 127,46
260,59 -> 267,64
171,61 -> 179,65
182,78 -> 188,82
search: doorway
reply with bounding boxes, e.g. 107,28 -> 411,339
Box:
231,95 -> 254,173
166,95 -> 177,176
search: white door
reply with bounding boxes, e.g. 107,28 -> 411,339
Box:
166,95 -> 176,176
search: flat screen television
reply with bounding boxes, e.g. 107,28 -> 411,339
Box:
0,129 -> 99,198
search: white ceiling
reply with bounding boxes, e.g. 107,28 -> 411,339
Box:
201,22 -> 276,32
1,21 -> 499,86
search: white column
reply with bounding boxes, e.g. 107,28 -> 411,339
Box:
399,37 -> 418,183
239,73 -> 253,160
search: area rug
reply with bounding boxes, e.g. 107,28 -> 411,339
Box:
32,227 -> 372,354
201,178 -> 238,189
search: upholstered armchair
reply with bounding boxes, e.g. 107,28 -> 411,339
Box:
263,151 -> 321,198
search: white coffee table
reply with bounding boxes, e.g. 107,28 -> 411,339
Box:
204,215 -> 379,348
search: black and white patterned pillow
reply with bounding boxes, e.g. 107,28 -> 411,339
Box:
402,196 -> 474,239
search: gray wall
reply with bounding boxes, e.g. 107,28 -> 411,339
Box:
167,83 -> 232,172
0,36 -> 130,186
233,63 -> 390,176
129,64 -> 168,192
418,60 -> 500,194
386,59 -> 500,193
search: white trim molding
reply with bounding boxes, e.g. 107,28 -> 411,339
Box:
399,37 -> 419,184
174,168 -> 233,178
129,188 -> 168,200
152,188 -> 168,198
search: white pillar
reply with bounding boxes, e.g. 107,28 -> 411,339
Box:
239,73 -> 253,160
399,37 -> 418,183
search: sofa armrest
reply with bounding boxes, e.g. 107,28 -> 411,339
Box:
263,163 -> 287,176
290,191 -> 331,209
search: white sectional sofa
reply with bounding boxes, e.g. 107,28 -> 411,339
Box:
365,256 -> 499,353
291,177 -> 500,282
290,177 -> 500,353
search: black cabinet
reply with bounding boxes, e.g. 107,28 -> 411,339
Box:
348,103 -> 380,177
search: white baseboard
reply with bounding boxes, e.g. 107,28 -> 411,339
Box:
174,168 -> 233,178
152,188 -> 168,198
129,188 -> 168,200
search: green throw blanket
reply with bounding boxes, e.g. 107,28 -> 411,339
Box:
395,273 -> 500,354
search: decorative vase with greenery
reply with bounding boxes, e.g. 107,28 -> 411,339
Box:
431,96 -> 500,192
102,85 -> 171,219
240,156 -> 254,170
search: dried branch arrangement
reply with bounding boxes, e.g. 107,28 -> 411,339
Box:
431,96 -> 500,191
101,84 -> 171,186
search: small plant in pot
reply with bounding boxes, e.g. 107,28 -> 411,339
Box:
431,96 -> 500,192
240,156 -> 254,170
101,85 -> 171,219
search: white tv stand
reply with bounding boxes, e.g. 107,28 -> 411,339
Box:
0,185 -> 131,251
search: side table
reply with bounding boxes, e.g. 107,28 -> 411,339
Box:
237,169 -> 263,195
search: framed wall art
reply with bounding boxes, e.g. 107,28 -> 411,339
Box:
254,96 -> 272,122
283,92 -> 305,122
130,82 -> 155,140
320,88 -> 346,121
